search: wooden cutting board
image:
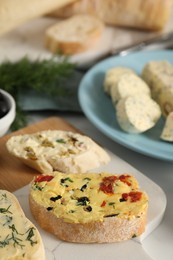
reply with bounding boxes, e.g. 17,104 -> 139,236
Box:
0,117 -> 81,192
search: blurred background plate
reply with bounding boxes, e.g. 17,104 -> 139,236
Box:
78,49 -> 173,161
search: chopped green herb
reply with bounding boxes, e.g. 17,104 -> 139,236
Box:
80,183 -> 88,192
104,213 -> 119,218
56,138 -> 66,144
83,177 -> 91,181
108,202 -> 115,206
26,227 -> 37,246
60,177 -> 73,187
76,197 -> 90,206
0,235 -> 11,248
0,205 -> 12,214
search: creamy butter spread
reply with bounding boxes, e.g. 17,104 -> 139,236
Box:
142,60 -> 173,116
30,172 -> 148,224
104,67 -> 135,94
160,111 -> 173,142
116,95 -> 161,133
6,130 -> 110,174
0,190 -> 44,260
110,73 -> 151,104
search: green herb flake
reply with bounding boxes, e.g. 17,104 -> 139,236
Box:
26,227 -> 37,246
83,177 -> 91,181
108,202 -> 115,206
0,205 -> 12,214
56,138 -> 66,144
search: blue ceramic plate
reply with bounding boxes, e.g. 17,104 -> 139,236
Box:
78,50 -> 173,161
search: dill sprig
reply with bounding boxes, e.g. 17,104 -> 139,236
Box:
0,56 -> 76,130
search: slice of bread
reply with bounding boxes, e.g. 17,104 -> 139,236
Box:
45,14 -> 104,54
0,189 -> 45,259
29,171 -> 148,243
6,130 -> 110,174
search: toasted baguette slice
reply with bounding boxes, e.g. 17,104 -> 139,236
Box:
29,171 -> 148,243
0,189 -> 45,259
6,130 -> 110,174
45,14 -> 104,54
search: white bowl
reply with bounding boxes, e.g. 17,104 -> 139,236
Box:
0,89 -> 16,137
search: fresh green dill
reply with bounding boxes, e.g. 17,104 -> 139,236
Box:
26,227 -> 37,246
0,205 -> 12,214
0,235 -> 11,248
0,56 -> 75,130
56,138 -> 66,143
3,216 -> 13,226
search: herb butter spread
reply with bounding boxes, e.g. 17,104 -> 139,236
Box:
161,111 -> 173,142
116,95 -> 161,133
110,73 -> 151,104
104,67 -> 135,95
30,172 -> 148,224
6,130 -> 110,174
0,190 -> 45,260
142,60 -> 173,116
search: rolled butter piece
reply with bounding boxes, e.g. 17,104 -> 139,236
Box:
142,60 -> 173,117
160,111 -> 173,142
110,73 -> 151,104
116,95 -> 161,133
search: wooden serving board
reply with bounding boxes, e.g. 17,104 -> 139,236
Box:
0,117 -> 80,192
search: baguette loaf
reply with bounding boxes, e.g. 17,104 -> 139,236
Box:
0,189 -> 45,259
6,130 -> 110,174
29,171 -> 148,243
45,14 -> 104,54
0,0 -> 77,36
49,0 -> 173,31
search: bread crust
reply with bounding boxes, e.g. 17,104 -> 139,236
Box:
49,0 -> 173,30
29,194 -> 147,243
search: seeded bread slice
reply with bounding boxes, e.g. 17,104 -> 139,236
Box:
6,130 -> 110,174
29,171 -> 148,243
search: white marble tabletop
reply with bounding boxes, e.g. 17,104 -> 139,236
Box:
26,111 -> 173,260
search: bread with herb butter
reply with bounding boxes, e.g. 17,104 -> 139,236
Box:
0,189 -> 45,259
29,171 -> 148,243
45,14 -> 104,54
6,130 -> 110,174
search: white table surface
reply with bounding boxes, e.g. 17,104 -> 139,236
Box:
26,111 -> 173,260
